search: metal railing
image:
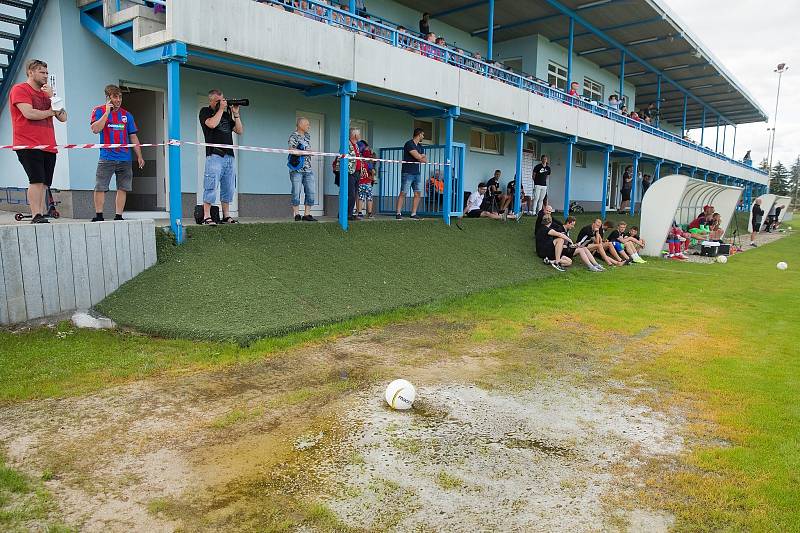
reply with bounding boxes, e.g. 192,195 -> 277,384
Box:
258,0 -> 765,178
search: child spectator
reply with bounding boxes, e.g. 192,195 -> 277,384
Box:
358,167 -> 375,218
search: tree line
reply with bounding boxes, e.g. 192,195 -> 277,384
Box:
759,157 -> 800,205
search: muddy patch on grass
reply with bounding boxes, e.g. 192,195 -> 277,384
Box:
0,319 -> 686,531
321,381 -> 683,531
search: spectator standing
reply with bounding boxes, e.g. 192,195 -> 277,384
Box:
396,127 -> 427,220
618,165 -> 633,213
641,174 -> 651,197
9,59 -> 67,224
608,94 -> 620,110
568,81 -> 580,97
532,155 -> 551,215
750,198 -> 763,246
419,12 -> 430,35
287,117 -> 317,221
199,89 -> 243,225
347,127 -> 366,221
89,84 -> 145,222
743,150 -> 752,165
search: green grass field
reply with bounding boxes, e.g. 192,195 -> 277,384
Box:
0,216 -> 795,531
98,213 -> 643,343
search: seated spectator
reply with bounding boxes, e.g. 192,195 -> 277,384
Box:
504,177 -> 532,216
535,213 -> 572,272
422,32 -> 436,58
688,205 -> 714,230
666,220 -> 690,260
601,220 -> 628,264
576,219 -> 625,266
483,170 -> 507,213
709,212 -> 725,240
558,216 -> 605,272
568,81 -> 580,97
630,111 -> 642,122
620,105 -> 629,117
607,221 -> 647,263
464,183 -> 503,220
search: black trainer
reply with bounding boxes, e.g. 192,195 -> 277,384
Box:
31,214 -> 49,224
295,214 -> 302,221
114,214 -> 124,221
395,213 -> 403,220
91,214 -> 104,222
302,215 -> 317,222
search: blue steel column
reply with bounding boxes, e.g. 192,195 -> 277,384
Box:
715,116 -> 720,152
601,146 -> 612,220
442,107 -> 460,225
655,75 -> 661,127
629,153 -> 640,216
563,138 -> 575,216
514,124 -> 529,215
487,0 -> 495,60
674,163 -> 681,175
338,81 -> 357,230
618,51 -> 625,102
681,95 -> 688,138
348,0 -> 355,12
700,108 -> 706,146
654,159 -> 662,181
732,126 -> 737,158
167,59 -> 183,243
566,17 -> 575,88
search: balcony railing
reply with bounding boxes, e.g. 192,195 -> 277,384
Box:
250,0 -> 763,176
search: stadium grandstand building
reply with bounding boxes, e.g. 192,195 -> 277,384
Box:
0,0 -> 770,234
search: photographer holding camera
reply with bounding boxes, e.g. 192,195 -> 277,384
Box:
198,89 -> 244,225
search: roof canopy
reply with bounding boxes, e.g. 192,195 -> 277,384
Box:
404,0 -> 767,128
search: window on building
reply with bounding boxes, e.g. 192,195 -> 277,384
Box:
524,140 -> 538,158
575,148 -> 587,168
469,128 -> 502,155
583,77 -> 603,102
412,119 -> 436,145
547,61 -> 568,91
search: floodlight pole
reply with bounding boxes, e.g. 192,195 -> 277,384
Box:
767,63 -> 788,178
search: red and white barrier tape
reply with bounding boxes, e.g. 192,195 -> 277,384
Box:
0,139 -> 450,166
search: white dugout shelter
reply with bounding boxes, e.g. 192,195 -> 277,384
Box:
640,175 -> 743,257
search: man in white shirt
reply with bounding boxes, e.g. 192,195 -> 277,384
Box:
463,183 -> 503,219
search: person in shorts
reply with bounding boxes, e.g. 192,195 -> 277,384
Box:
358,167 -> 376,218
287,117 -> 317,222
9,59 -> 68,223
750,198 -> 763,246
90,85 -> 145,221
395,127 -> 427,220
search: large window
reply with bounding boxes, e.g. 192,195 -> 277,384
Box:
470,128 -> 502,155
575,148 -> 587,168
547,61 -> 568,91
583,77 -> 603,102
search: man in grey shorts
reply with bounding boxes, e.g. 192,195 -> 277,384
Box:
89,84 -> 145,221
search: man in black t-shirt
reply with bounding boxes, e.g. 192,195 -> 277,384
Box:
577,218 -> 624,266
198,89 -> 244,225
483,170 -> 507,214
532,155 -> 550,215
750,198 -> 763,246
396,127 -> 428,220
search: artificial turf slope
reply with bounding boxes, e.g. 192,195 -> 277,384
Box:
97,218 -> 576,343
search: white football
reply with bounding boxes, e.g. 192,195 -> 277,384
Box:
716,255 -> 727,264
385,379 -> 416,410
777,261 -> 788,271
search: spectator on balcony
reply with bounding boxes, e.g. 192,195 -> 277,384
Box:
620,105 -> 629,117
354,0 -> 366,17
568,81 -> 580,98
630,111 -> 642,122
532,155 -> 551,215
419,12 -> 430,35
396,127 -> 427,220
608,94 -> 620,110
618,165 -> 633,213
743,150 -> 752,165
422,32 -> 436,58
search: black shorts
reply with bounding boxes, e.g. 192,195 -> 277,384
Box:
621,189 -> 631,202
563,247 -> 576,258
466,209 -> 482,218
16,149 -> 56,187
537,242 -> 556,260
752,219 -> 761,232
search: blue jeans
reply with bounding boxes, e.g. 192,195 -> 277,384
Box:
289,170 -> 316,206
400,172 -> 423,193
203,154 -> 236,204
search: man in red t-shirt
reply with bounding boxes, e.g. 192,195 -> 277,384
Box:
9,59 -> 68,223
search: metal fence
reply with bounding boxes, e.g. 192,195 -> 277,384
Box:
377,143 -> 465,217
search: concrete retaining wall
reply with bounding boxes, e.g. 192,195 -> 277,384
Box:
0,220 -> 156,325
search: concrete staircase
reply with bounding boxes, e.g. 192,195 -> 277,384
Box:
77,0 -> 166,50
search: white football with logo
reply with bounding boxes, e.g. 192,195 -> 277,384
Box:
385,379 -> 416,410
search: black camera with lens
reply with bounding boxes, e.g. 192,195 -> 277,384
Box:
226,98 -> 249,107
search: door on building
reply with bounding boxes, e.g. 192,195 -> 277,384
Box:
522,149 -> 535,198
119,85 -> 166,216
196,96 -> 238,218
297,111 -> 325,216
608,161 -> 620,210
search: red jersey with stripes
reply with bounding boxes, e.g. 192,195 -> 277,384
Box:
90,106 -> 138,161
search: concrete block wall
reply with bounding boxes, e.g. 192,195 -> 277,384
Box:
0,220 -> 156,325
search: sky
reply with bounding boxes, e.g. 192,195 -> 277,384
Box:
662,0 -> 798,169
